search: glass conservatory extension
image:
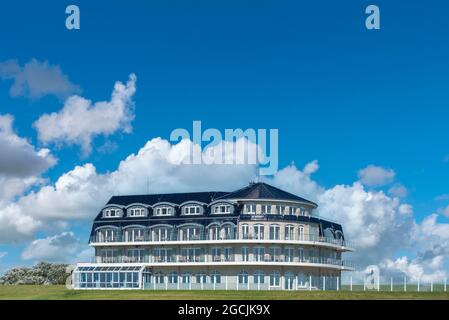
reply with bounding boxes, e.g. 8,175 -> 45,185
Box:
72,265 -> 147,289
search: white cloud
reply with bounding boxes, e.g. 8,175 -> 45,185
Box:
438,205 -> 449,218
34,74 -> 136,155
0,134 -> 447,280
0,59 -> 80,99
0,252 -> 6,259
269,163 -> 448,281
0,114 -> 56,208
389,184 -> 408,198
0,137 -> 258,243
0,114 -> 56,180
21,231 -> 90,263
358,165 -> 395,187
268,161 -> 323,203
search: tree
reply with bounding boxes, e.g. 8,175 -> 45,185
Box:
0,262 -> 69,285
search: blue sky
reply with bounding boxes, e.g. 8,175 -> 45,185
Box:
0,1 -> 449,280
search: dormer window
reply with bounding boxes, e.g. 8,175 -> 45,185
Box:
154,206 -> 174,216
213,204 -> 232,214
103,208 -> 121,218
183,206 -> 201,215
128,207 -> 146,217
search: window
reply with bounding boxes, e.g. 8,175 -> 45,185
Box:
269,247 -> 281,262
213,204 -> 232,214
168,272 -> 178,284
155,272 -> 164,284
254,271 -> 265,284
285,225 -> 295,240
299,207 -> 306,216
254,224 -> 264,240
298,272 -> 307,287
289,206 -> 297,215
285,272 -> 295,290
180,226 -> 202,241
211,247 -> 221,262
183,205 -> 201,215
241,247 -> 249,262
275,205 -> 285,215
211,271 -> 221,284
100,248 -> 119,263
154,206 -> 174,216
298,247 -> 305,261
126,249 -> 145,263
261,204 -> 272,214
125,227 -> 145,242
196,272 -> 207,284
269,224 -> 280,240
182,273 -> 191,284
222,224 -> 235,239
285,248 -> 295,262
181,248 -> 202,262
254,247 -> 264,262
238,271 -> 248,284
224,247 -> 233,262
298,225 -> 305,240
97,228 -> 119,242
128,207 -> 145,217
245,204 -> 256,214
103,208 -> 121,218
152,227 -> 171,241
270,272 -> 280,287
208,225 -> 220,240
154,248 -> 173,263
241,224 -> 250,239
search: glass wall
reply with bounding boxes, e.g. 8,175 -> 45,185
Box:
73,266 -> 144,289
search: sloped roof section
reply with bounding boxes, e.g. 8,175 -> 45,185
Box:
216,182 -> 317,206
106,191 -> 229,206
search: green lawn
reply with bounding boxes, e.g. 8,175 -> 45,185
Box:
0,285 -> 448,300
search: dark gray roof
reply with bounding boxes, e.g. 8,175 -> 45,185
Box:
106,191 -> 228,207
105,182 -> 316,207
216,182 -> 317,206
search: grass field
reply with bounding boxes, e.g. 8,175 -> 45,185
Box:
0,285 -> 448,300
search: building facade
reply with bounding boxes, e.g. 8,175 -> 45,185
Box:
73,182 -> 354,290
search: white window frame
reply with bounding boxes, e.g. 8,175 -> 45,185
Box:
261,204 -> 272,214
254,224 -> 265,240
128,207 -> 145,217
103,208 -> 121,218
270,272 -> 281,287
213,204 -> 232,214
245,204 -> 256,214
183,205 -> 201,215
154,206 -> 174,216
269,224 -> 280,240
241,247 -> 249,262
241,224 -> 250,239
276,205 -> 285,215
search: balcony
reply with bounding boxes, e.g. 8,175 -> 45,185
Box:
90,231 -> 353,249
91,254 -> 354,270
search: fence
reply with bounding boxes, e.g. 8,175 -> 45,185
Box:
340,275 -> 448,292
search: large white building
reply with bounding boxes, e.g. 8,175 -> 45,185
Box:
73,182 -> 354,290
